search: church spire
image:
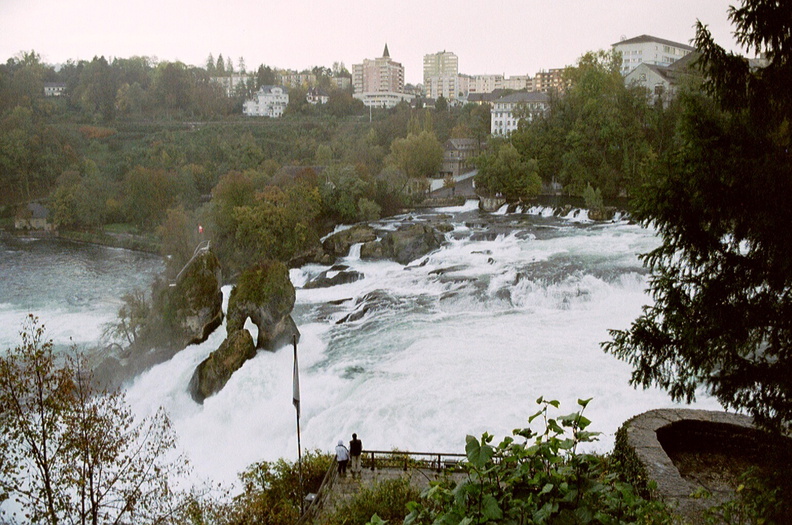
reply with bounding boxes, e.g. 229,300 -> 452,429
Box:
383,43 -> 390,58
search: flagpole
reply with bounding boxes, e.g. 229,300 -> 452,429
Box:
293,334 -> 305,515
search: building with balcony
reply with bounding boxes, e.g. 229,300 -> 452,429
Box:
533,69 -> 566,94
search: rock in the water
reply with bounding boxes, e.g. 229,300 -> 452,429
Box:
360,240 -> 386,260
226,261 -> 299,350
303,265 -> 364,289
189,329 -> 256,403
359,223 -> 445,265
167,249 -> 224,347
322,224 -> 378,258
380,223 -> 445,265
588,207 -> 617,221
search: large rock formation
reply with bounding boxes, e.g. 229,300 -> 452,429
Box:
188,261 -> 300,403
91,249 -> 224,390
322,224 -> 378,259
188,329 -> 255,403
226,261 -> 299,350
361,223 -> 445,265
166,249 -> 224,347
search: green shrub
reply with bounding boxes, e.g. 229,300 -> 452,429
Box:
404,398 -> 674,524
195,449 -> 332,525
325,477 -> 421,525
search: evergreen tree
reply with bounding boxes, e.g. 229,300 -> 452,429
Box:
604,0 -> 792,431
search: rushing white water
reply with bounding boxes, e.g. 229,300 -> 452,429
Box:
128,202 -> 722,489
1,204 -> 724,493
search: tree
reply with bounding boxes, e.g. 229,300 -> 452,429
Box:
386,130 -> 443,179
0,315 -> 188,524
604,0 -> 792,431
475,141 -> 542,200
122,166 -> 178,230
319,164 -> 376,223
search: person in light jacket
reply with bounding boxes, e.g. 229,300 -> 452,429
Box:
335,439 -> 350,476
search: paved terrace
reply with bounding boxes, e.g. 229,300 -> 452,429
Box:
298,451 -> 467,524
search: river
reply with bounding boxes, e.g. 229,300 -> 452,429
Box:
0,201 -> 722,491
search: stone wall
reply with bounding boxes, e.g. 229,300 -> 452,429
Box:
614,408 -> 791,520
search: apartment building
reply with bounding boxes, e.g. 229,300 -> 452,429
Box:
612,35 -> 694,75
424,51 -> 459,101
352,44 -> 405,95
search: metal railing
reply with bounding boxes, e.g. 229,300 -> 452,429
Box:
361,449 -> 467,472
170,240 -> 211,286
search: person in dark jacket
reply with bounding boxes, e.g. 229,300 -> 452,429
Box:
349,433 -> 362,478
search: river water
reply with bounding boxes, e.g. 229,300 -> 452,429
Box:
0,202 -> 722,490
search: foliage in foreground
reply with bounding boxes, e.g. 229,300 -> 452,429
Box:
187,450 -> 332,525
325,478 -> 421,525
0,315 -> 189,525
404,398 -> 672,525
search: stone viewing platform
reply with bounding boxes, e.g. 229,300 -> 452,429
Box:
614,408 -> 792,520
297,450 -> 465,524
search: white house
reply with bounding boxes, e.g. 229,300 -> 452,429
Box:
353,91 -> 414,109
612,35 -> 694,76
243,86 -> 289,117
625,63 -> 674,106
490,91 -> 550,136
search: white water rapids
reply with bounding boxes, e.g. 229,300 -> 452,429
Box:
1,201 -> 723,492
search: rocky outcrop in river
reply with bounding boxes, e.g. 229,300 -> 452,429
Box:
167,249 -> 224,347
322,224 -> 378,258
189,261 -> 299,402
188,329 -> 255,403
361,223 -> 445,265
93,248 -> 224,389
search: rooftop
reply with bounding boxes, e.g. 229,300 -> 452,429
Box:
612,34 -> 695,52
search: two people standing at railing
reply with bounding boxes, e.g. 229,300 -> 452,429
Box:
335,433 -> 363,479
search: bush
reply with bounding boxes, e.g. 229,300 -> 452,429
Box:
325,478 -> 421,525
404,398 -> 673,524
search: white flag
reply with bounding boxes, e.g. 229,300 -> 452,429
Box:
292,338 -> 300,419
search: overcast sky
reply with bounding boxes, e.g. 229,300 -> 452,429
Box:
2,0 -> 745,85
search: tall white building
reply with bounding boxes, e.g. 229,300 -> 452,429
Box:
423,51 -> 459,101
612,35 -> 694,75
243,86 -> 289,117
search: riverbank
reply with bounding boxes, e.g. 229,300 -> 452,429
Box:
1,227 -> 160,254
